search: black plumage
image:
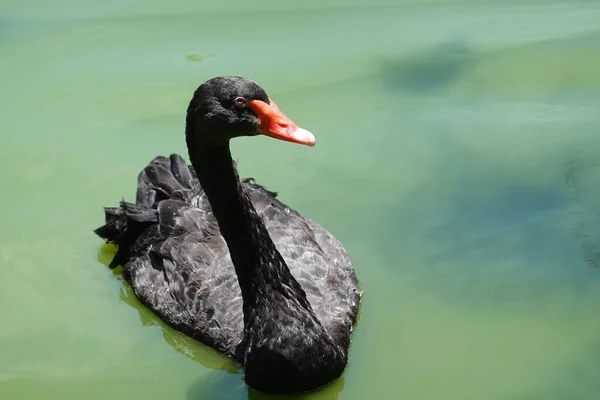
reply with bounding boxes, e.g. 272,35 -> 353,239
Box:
95,76 -> 361,393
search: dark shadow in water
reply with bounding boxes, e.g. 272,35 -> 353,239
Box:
379,39 -> 478,94
246,380 -> 344,400
370,127 -> 600,305
381,32 -> 600,98
564,160 -> 600,268
185,372 -> 345,400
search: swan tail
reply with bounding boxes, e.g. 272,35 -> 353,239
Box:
94,201 -> 158,268
95,154 -> 195,268
136,154 -> 199,208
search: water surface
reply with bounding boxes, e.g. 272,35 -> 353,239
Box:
2,1 -> 600,399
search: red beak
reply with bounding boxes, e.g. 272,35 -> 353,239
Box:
248,99 -> 315,147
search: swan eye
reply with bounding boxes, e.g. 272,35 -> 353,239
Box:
235,97 -> 247,107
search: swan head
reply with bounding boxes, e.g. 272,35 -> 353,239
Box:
186,76 -> 315,147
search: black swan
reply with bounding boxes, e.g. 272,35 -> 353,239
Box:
95,76 -> 361,393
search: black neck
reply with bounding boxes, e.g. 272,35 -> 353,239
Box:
186,133 -> 313,318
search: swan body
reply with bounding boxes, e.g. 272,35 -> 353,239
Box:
95,77 -> 361,393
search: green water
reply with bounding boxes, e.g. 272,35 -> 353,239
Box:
2,0 -> 600,399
